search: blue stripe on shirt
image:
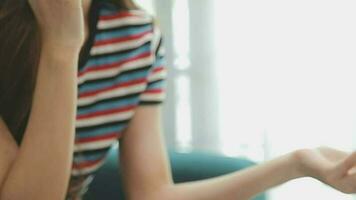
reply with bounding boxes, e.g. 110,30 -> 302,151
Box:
79,70 -> 149,94
84,43 -> 151,69
77,96 -> 139,115
76,123 -> 127,137
96,25 -> 152,41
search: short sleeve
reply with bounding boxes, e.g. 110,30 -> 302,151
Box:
139,25 -> 167,105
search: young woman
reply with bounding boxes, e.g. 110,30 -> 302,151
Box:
1,0 -> 356,200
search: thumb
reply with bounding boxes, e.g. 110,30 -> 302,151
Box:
333,151 -> 356,178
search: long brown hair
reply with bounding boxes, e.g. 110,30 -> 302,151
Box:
0,0 -> 137,144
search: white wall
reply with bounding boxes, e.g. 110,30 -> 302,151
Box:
214,0 -> 356,199
152,0 -> 356,199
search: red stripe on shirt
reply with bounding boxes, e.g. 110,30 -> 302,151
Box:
77,105 -> 136,120
78,52 -> 152,77
75,132 -> 120,144
100,12 -> 137,21
79,78 -> 147,98
151,66 -> 165,74
94,30 -> 152,46
144,89 -> 163,94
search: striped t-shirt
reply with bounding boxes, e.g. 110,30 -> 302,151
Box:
66,1 -> 167,199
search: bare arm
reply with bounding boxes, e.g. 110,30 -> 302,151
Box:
120,106 -> 356,200
0,1 -> 85,199
0,46 -> 79,200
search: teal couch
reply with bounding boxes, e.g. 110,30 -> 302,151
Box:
85,148 -> 267,200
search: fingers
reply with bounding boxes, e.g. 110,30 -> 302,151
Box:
333,151 -> 356,178
318,146 -> 348,162
342,152 -> 356,170
338,173 -> 356,194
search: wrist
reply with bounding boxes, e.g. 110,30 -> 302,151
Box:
42,37 -> 83,54
41,42 -> 81,61
39,44 -> 81,72
287,150 -> 309,179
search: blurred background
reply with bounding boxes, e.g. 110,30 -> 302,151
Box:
134,0 -> 356,199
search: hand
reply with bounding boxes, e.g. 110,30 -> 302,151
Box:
28,0 -> 85,49
295,147 -> 356,194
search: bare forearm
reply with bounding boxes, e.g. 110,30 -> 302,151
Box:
152,152 -> 304,200
0,45 -> 79,200
122,107 -> 304,200
122,106 -> 356,199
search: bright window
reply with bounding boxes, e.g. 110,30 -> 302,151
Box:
214,0 -> 356,199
